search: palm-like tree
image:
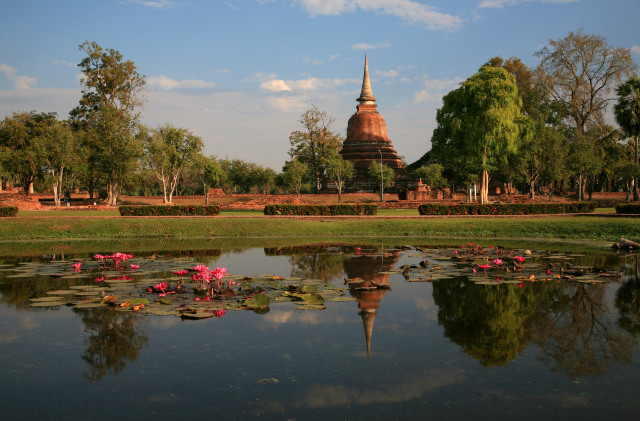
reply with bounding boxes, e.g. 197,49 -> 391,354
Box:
615,76 -> 640,200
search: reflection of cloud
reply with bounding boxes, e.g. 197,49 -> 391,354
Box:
263,309 -> 353,326
148,315 -> 182,329
0,314 -> 42,343
483,388 -> 589,408
267,369 -> 463,411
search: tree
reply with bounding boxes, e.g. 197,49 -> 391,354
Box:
324,151 -> 354,203
202,156 -> 224,205
615,76 -> 640,200
71,41 -> 146,206
410,163 -> 447,189
34,119 -> 82,206
431,66 -> 526,204
0,111 -> 57,195
282,158 -> 309,198
367,162 -> 395,201
144,124 -> 203,204
289,106 -> 343,193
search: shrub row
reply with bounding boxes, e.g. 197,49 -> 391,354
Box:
418,202 -> 596,216
0,206 -> 18,217
119,205 -> 221,216
264,204 -> 378,216
615,204 -> 640,214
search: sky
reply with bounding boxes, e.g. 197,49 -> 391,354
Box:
1,0 -> 639,170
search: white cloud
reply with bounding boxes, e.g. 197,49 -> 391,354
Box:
260,77 -> 351,93
351,42 -> 391,50
293,0 -> 464,31
130,0 -> 178,9
413,76 -> 462,103
147,75 -> 215,90
53,59 -> 76,68
376,69 -> 399,78
631,46 -> 640,55
478,0 -> 580,8
0,64 -> 37,89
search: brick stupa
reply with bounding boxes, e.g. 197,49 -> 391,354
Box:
340,54 -> 410,192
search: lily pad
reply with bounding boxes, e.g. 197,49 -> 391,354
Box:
180,311 -> 214,319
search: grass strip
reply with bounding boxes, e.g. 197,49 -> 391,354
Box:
1,215 -> 639,242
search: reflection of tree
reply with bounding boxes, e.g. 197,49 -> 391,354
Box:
73,307 -> 149,381
533,283 -> 634,378
616,256 -> 640,335
289,254 -> 346,281
432,278 -> 537,367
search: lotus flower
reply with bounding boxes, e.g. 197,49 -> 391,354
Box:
71,262 -> 82,270
130,264 -> 140,270
194,264 -> 208,272
213,309 -> 227,318
492,259 -> 503,266
514,256 -> 525,264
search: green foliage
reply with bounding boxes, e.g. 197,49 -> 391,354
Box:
119,205 -> 221,216
615,204 -> 640,214
367,162 -> 395,187
418,202 -> 596,215
288,106 -> 343,193
410,163 -> 447,188
0,206 -> 18,217
281,158 -> 310,197
430,66 -> 527,198
264,204 -> 378,216
324,151 -> 354,201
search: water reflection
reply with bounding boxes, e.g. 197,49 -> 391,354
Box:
344,250 -> 401,359
73,307 -> 149,381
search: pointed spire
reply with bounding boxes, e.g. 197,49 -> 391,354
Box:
357,53 -> 376,104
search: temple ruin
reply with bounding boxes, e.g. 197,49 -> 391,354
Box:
340,54 -> 411,193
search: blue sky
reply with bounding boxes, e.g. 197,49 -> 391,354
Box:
1,0 -> 639,170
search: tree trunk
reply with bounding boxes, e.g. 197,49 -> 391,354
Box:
529,179 -> 535,199
635,134 -> 639,201
479,170 -> 490,204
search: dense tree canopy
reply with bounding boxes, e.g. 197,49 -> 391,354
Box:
431,66 -> 527,203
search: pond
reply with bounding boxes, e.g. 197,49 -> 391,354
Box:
0,241 -> 639,420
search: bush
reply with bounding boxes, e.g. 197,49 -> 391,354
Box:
119,205 -> 221,216
615,204 -> 640,214
264,204 -> 377,216
417,202 -> 596,216
0,207 -> 18,217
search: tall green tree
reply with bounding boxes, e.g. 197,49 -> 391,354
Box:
144,124 -> 204,204
367,162 -> 395,201
71,41 -> 146,206
0,111 -> 57,195
288,106 -> 343,193
535,31 -> 637,199
324,151 -> 354,203
34,119 -> 83,206
615,76 -> 640,200
431,66 -> 526,203
282,158 -> 310,198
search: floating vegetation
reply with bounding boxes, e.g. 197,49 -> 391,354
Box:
20,244 -> 622,319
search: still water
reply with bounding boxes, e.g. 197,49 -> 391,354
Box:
0,242 -> 639,420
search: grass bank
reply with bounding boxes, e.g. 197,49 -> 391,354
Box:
1,214 -> 638,243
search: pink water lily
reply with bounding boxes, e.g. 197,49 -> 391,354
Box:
130,264 -> 140,270
213,309 -> 227,318
514,255 -> 525,264
71,262 -> 82,270
194,264 -> 209,272
492,259 -> 503,266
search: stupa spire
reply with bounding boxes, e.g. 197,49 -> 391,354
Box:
357,53 -> 376,104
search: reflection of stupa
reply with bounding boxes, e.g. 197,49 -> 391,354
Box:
344,250 -> 401,358
340,55 -> 410,192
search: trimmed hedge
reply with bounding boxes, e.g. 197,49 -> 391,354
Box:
264,204 -> 378,216
615,204 -> 640,214
418,202 -> 596,216
0,206 -> 18,217
119,205 -> 221,216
